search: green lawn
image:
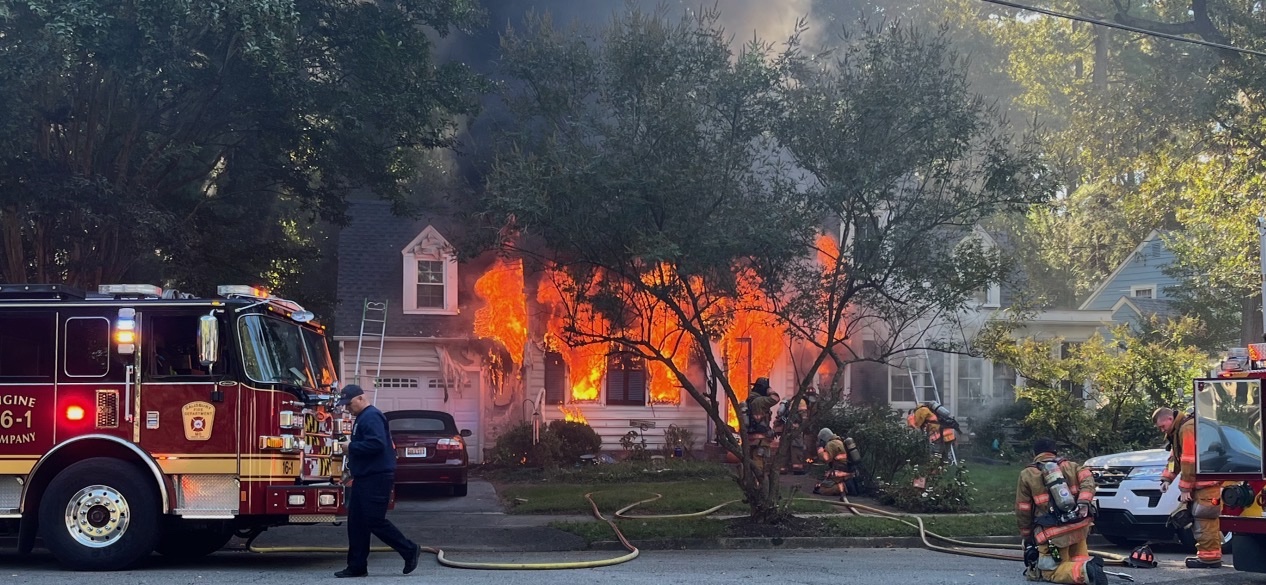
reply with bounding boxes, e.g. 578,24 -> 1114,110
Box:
551,512 -> 1017,543
966,462 -> 1025,513
500,479 -> 835,515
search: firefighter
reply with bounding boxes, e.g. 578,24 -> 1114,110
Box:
1015,437 -> 1106,585
813,427 -> 854,496
907,401 -> 958,460
1153,406 -> 1224,569
743,377 -> 778,481
773,391 -> 812,474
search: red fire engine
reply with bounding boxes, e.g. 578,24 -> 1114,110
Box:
1194,345 -> 1266,572
0,283 -> 350,570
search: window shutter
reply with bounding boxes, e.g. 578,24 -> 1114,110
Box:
544,352 -> 566,405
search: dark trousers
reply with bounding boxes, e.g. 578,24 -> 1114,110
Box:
346,472 -> 416,571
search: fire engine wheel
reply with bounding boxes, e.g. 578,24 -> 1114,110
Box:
39,458 -> 159,571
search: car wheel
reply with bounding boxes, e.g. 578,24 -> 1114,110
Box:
1178,527 -> 1234,554
39,458 -> 160,571
452,484 -> 468,497
1102,534 -> 1144,549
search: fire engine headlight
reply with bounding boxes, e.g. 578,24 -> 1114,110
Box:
318,493 -> 336,507
287,494 -> 306,506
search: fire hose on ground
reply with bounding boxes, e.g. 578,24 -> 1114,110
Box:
247,491 -> 1135,577
245,491 -> 638,569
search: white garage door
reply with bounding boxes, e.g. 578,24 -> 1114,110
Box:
370,374 -> 482,463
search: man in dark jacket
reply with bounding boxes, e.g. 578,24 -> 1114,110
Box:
334,385 -> 421,578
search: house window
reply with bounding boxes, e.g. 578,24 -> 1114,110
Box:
416,260 -> 446,308
402,226 -> 459,315
992,363 -> 1017,401
889,367 -> 916,403
1131,285 -> 1155,299
606,353 -> 647,406
958,355 -> 985,404
544,351 -> 567,405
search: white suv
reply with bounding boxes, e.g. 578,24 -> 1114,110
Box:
1083,448 -> 1229,550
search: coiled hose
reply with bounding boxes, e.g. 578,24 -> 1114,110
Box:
246,491 -> 638,570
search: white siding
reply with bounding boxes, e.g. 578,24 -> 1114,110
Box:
543,401 -> 711,453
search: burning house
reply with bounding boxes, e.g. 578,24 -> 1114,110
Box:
333,200 -> 854,461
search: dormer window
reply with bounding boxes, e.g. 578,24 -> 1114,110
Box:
402,226 -> 458,315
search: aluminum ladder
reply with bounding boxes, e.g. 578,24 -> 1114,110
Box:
903,345 -> 958,465
353,299 -> 388,403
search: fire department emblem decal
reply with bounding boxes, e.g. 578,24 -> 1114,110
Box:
181,401 -> 215,441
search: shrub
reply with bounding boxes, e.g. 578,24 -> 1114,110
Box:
489,421 -> 602,468
662,424 -> 695,456
619,430 -> 651,460
877,458 -> 973,513
548,420 -> 603,463
816,403 -> 930,492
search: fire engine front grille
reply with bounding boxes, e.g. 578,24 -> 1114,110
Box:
174,475 -> 239,517
96,389 -> 119,428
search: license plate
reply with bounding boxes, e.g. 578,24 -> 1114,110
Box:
405,447 -> 427,458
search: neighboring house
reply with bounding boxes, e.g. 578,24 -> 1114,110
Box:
1077,230 -> 1182,329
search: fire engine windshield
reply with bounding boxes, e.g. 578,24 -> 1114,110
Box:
238,315 -> 326,390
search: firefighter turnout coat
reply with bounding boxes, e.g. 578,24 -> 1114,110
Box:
1015,453 -> 1095,546
1162,410 -> 1224,564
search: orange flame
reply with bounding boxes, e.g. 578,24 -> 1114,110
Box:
720,270 -> 787,428
474,257 -> 528,366
817,233 -> 840,268
537,271 -> 608,402
558,404 -> 588,424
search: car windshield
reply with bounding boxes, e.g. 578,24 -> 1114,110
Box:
389,417 -> 453,433
238,314 -> 337,390
1224,426 -> 1262,456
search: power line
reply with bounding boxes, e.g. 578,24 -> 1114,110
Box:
975,0 -> 1266,59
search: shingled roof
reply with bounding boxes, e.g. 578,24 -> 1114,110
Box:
333,199 -> 476,339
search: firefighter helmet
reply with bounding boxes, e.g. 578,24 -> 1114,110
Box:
1126,545 -> 1157,568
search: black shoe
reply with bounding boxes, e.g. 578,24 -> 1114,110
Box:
404,544 -> 421,575
1185,557 -> 1222,569
1085,556 -> 1107,585
334,568 -> 368,578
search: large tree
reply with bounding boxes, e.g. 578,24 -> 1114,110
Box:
0,0 -> 486,295
479,7 -> 1048,521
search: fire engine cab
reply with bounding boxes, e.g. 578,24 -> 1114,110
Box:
0,283 -> 350,570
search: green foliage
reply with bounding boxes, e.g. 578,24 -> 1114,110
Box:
489,421 -> 602,468
619,430 -> 650,461
547,420 -> 603,464
816,403 -> 930,493
976,316 -> 1209,458
662,424 -> 695,455
0,0 -> 486,295
877,459 -> 973,514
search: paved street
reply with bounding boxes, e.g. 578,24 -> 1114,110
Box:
2,480 -> 1263,584
0,545 -> 1258,585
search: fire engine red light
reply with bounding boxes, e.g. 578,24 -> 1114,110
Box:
66,405 -> 85,421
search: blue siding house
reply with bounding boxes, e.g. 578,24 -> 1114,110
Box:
1077,230 -> 1181,328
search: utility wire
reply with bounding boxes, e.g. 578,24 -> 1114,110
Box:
976,0 -> 1266,59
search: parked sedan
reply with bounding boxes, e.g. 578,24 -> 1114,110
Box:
385,410 -> 472,497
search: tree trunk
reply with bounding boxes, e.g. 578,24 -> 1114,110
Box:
1241,293 -> 1264,347
1092,29 -> 1109,91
